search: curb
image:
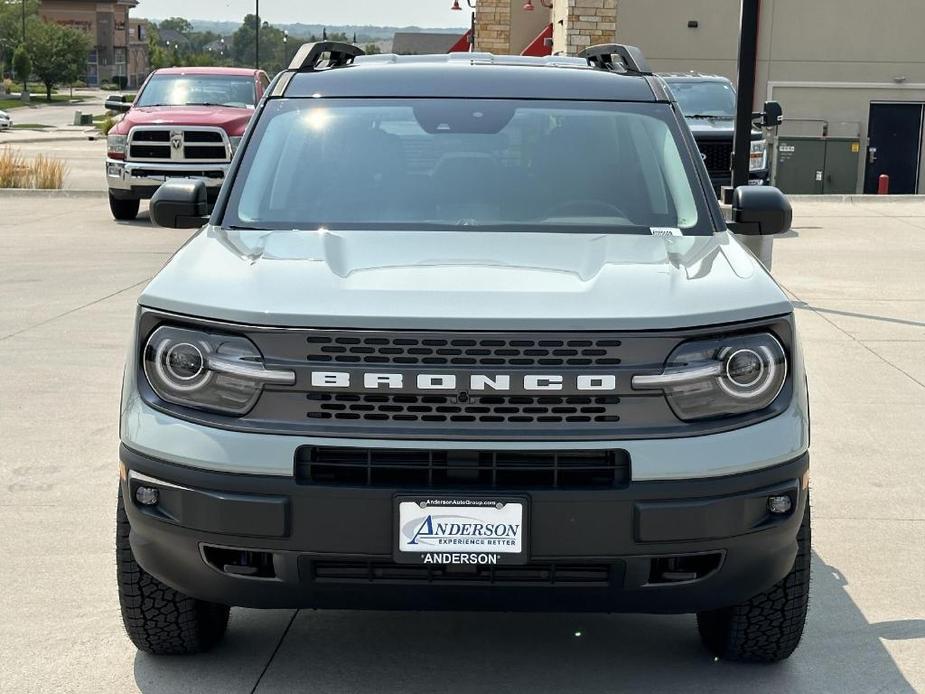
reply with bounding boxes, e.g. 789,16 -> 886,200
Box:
786,194 -> 925,202
1,133 -> 101,145
0,188 -> 107,198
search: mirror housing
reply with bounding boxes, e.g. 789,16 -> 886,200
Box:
150,180 -> 210,229
754,100 -> 783,128
729,186 -> 792,236
104,94 -> 132,113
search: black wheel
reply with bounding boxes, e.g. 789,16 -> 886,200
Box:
697,497 -> 811,663
109,193 -> 140,221
116,487 -> 230,655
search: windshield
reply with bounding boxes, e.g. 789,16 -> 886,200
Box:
136,74 -> 256,108
223,99 -> 709,234
665,80 -> 737,118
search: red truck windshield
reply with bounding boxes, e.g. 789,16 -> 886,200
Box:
136,74 -> 256,109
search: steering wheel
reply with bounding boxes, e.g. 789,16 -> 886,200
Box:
546,199 -> 627,218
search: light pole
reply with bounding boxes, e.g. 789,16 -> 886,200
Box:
21,0 -> 26,97
255,0 -> 260,70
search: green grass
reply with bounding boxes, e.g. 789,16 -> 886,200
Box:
11,123 -> 52,129
0,94 -> 90,110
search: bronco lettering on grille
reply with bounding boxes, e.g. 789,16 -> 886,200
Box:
308,372 -> 618,392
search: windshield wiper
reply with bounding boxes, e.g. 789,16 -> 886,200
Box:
226,224 -> 272,231
187,102 -> 246,108
686,113 -> 735,120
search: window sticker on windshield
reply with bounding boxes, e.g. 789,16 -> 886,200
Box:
650,227 -> 683,237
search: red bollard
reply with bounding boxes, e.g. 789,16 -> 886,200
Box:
878,174 -> 890,195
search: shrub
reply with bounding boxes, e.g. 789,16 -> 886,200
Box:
32,154 -> 68,189
0,147 -> 68,189
71,80 -> 88,89
1,78 -> 12,93
100,82 -> 119,91
0,147 -> 31,188
98,114 -> 116,135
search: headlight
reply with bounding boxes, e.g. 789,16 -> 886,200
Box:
107,134 -> 127,159
750,139 -> 768,172
143,326 -> 295,416
229,136 -> 243,153
633,332 -> 787,421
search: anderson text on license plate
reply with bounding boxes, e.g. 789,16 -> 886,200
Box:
394,497 -> 527,565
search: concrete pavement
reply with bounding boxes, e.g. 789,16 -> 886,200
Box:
0,196 -> 922,692
1,88 -> 110,128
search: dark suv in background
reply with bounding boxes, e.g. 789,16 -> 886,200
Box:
662,73 -> 770,195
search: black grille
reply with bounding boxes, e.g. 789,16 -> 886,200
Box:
305,559 -> 612,586
306,392 -> 621,424
184,145 -> 228,160
129,144 -> 170,159
698,140 -> 733,173
306,332 -> 623,368
295,446 -> 630,488
184,130 -> 223,143
131,130 -> 169,142
128,128 -> 228,162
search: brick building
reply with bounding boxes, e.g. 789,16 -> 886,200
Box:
472,0 -> 616,56
38,0 -> 148,87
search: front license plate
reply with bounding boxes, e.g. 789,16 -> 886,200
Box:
394,496 -> 528,565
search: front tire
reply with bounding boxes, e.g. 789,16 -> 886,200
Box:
109,193 -> 140,221
697,497 -> 811,663
116,488 -> 230,655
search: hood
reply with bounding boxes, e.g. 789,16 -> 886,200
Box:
119,105 -> 254,134
684,117 -> 763,140
140,229 -> 792,331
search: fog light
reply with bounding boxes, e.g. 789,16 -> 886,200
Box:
767,495 -> 792,514
135,486 -> 159,506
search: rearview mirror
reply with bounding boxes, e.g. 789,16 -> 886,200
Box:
729,186 -> 792,236
150,180 -> 210,229
757,100 -> 783,128
105,94 -> 132,113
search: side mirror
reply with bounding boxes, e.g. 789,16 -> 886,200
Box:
150,180 -> 210,229
105,94 -> 132,113
755,100 -> 783,128
729,186 -> 792,236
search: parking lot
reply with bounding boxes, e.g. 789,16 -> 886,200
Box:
0,193 -> 922,692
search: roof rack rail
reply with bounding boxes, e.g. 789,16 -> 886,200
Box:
578,44 -> 652,75
289,41 -> 365,72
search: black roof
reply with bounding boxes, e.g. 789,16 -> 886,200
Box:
283,54 -> 659,102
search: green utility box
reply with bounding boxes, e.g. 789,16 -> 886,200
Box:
775,136 -> 861,194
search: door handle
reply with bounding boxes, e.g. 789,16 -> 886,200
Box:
868,147 -> 878,164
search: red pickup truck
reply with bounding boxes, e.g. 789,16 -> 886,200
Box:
105,67 -> 270,220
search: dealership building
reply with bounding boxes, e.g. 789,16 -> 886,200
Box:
38,0 -> 149,88
472,0 -> 925,195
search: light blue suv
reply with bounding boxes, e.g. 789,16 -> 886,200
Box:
117,43 -> 809,663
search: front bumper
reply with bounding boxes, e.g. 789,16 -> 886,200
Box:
121,444 -> 809,614
106,159 -> 228,200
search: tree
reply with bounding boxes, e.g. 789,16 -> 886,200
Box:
29,21 -> 91,101
0,0 -> 38,80
364,43 -> 382,55
231,14 -> 288,74
158,17 -> 193,35
12,44 -> 31,96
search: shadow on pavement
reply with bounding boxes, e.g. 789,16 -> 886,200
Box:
133,552 -> 917,694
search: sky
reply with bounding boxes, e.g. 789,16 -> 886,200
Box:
142,0 -> 468,28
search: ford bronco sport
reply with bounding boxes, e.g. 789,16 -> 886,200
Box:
117,43 -> 810,663
105,67 -> 269,221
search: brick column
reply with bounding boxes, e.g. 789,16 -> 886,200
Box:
475,0 -> 511,54
552,0 -> 617,56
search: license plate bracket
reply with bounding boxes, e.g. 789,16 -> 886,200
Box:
393,495 -> 528,565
